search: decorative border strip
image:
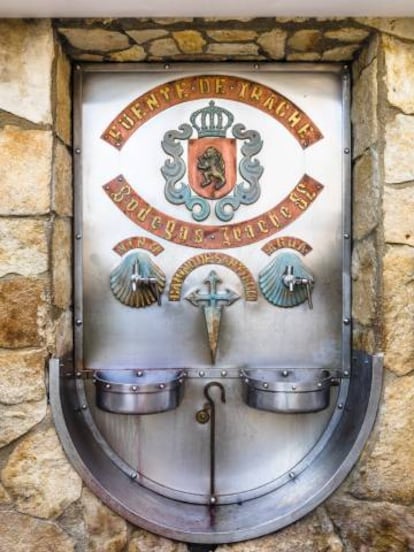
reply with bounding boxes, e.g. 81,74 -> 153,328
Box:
113,236 -> 164,256
168,252 -> 258,301
101,74 -> 323,150
103,174 -> 323,250
262,236 -> 312,256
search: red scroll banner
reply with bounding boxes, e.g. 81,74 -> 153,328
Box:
101,75 -> 323,150
103,174 -> 323,250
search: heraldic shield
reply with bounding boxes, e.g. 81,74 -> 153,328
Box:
161,100 -> 263,222
188,137 -> 237,200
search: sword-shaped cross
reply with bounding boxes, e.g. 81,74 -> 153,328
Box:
186,270 -> 240,363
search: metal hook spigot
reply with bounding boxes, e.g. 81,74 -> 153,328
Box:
282,265 -> 314,309
203,382 -> 226,507
131,260 -> 162,306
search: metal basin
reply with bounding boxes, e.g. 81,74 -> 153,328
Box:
95,369 -> 185,414
241,368 -> 333,413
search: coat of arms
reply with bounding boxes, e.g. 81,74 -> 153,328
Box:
161,101 -> 263,222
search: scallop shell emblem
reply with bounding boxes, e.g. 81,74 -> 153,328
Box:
110,250 -> 166,308
259,251 -> 314,308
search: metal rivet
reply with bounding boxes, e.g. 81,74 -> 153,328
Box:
292,385 -> 297,391
76,65 -> 81,70
221,370 -> 227,377
81,404 -> 87,410
76,372 -> 82,378
164,63 -> 170,70
209,235 -> 215,240
130,472 -> 137,480
75,147 -> 81,154
105,384 -> 111,389
263,382 -> 269,389
253,63 -> 260,70
75,233 -> 82,240
209,496 -> 217,505
244,378 -> 249,384
344,233 -> 350,239
282,370 -> 289,377
159,383 -> 165,389
131,385 -> 138,391
344,147 -> 350,154
178,379 -> 184,385
289,472 -> 296,479
344,370 -> 349,377
338,403 -> 344,409
117,176 -> 123,182
199,371 -> 205,378
317,382 -> 322,388
75,319 -> 82,326
343,318 -> 351,325
137,371 -> 143,377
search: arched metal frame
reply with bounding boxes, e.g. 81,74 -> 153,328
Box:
50,352 -> 382,544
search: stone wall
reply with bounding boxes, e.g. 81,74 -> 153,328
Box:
0,16 -> 413,552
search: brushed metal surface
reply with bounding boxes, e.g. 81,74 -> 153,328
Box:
73,64 -> 351,509
49,352 -> 383,543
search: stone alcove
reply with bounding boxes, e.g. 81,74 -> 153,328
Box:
0,17 -> 413,551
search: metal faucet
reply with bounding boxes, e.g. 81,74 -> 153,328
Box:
131,260 -> 162,305
282,265 -> 314,309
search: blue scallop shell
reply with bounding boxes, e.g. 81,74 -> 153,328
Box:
109,251 -> 166,308
259,252 -> 314,308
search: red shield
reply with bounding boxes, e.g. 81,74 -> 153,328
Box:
188,138 -> 236,200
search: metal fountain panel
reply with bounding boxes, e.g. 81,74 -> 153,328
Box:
47,63 -> 382,544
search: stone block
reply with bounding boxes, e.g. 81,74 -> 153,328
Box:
149,38 -> 180,57
82,487 -> 128,552
385,114 -> 414,184
216,508 -> 343,551
207,43 -> 260,57
0,399 -> 46,447
322,44 -> 360,61
352,149 -> 380,240
207,30 -> 258,42
128,529 -> 188,552
384,35 -> 414,114
1,427 -> 82,518
349,373 -> 414,502
352,60 -> 378,158
173,31 -> 206,54
257,30 -> 287,59
53,310 -> 73,357
55,46 -> 71,146
324,28 -> 370,42
351,238 -> 377,327
384,185 -> 414,247
52,140 -> 72,216
0,20 -> 53,124
126,29 -> 168,44
0,219 -> 48,278
287,52 -> 321,61
0,126 -> 52,215
52,218 -> 72,310
109,45 -> 146,61
383,246 -> 414,376
0,348 -> 46,405
0,511 -> 75,552
356,17 -> 414,41
59,28 -> 130,52
0,276 -> 46,348
288,30 -> 322,52
0,483 -> 11,503
327,496 -> 414,551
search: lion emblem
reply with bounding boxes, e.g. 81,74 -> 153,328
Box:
197,146 -> 226,190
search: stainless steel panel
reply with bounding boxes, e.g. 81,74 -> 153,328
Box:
73,63 -> 351,508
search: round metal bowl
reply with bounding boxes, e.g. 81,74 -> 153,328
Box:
94,369 -> 185,414
241,368 -> 333,413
